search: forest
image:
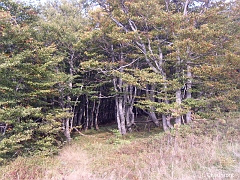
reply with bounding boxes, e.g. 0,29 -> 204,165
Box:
0,0 -> 239,176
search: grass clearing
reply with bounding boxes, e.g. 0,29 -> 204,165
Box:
0,114 -> 239,180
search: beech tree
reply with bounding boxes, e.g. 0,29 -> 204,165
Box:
93,0 -> 191,131
0,0 -> 62,163
190,0 -> 240,116
1,0 -> 239,163
91,0 -> 240,132
37,0 -> 88,141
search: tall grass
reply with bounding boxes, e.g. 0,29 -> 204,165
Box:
0,114 -> 239,180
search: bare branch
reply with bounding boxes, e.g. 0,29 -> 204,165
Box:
116,58 -> 139,71
110,15 -> 128,33
128,19 -> 137,31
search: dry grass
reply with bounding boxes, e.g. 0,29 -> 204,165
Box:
90,134 -> 239,180
0,114 -> 239,180
0,143 -> 95,180
43,143 -> 94,180
82,114 -> 240,180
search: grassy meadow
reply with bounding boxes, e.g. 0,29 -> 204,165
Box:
0,113 -> 239,180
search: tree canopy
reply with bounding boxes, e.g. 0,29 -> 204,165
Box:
0,0 -> 239,163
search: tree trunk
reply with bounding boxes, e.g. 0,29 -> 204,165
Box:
125,85 -> 136,132
175,89 -> 182,124
94,98 -> 100,130
113,75 -> 127,135
63,53 -> 75,141
118,97 -> 127,135
175,49 -> 182,125
148,111 -> 160,126
162,75 -> 173,131
115,96 -> 122,134
64,117 -> 72,142
85,95 -> 89,131
162,114 -> 168,131
115,96 -> 127,135
166,115 -> 173,129
146,85 -> 160,126
186,63 -> 192,123
90,100 -> 96,129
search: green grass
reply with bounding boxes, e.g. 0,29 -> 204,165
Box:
0,114 -> 240,180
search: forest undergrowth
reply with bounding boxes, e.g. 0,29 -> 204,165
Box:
0,113 -> 239,180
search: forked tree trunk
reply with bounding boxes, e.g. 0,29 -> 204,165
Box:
125,85 -> 136,132
114,78 -> 136,134
113,74 -> 127,135
115,96 -> 127,135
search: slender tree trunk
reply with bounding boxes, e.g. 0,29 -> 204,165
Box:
63,52 -> 75,142
162,75 -> 173,131
166,115 -> 173,129
90,100 -> 95,129
162,96 -> 170,131
65,94 -> 72,142
77,107 -> 83,126
125,106 -> 131,131
114,77 -> 127,135
85,95 -> 89,131
183,3 -> 193,124
94,99 -> 100,130
110,44 -> 127,134
118,97 -> 127,135
64,117 -> 71,142
125,85 -> 136,132
162,114 -> 168,131
124,86 -> 131,130
71,96 -> 79,129
186,63 -> 192,123
146,85 -> 160,126
175,49 -> 182,125
115,96 -> 122,133
175,89 -> 182,124
115,95 -> 127,135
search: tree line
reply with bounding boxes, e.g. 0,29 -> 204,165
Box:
0,0 -> 239,163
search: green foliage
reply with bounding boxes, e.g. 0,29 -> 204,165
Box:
107,129 -> 131,145
0,0 -> 239,164
0,0 -> 66,164
0,0 -> 38,24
